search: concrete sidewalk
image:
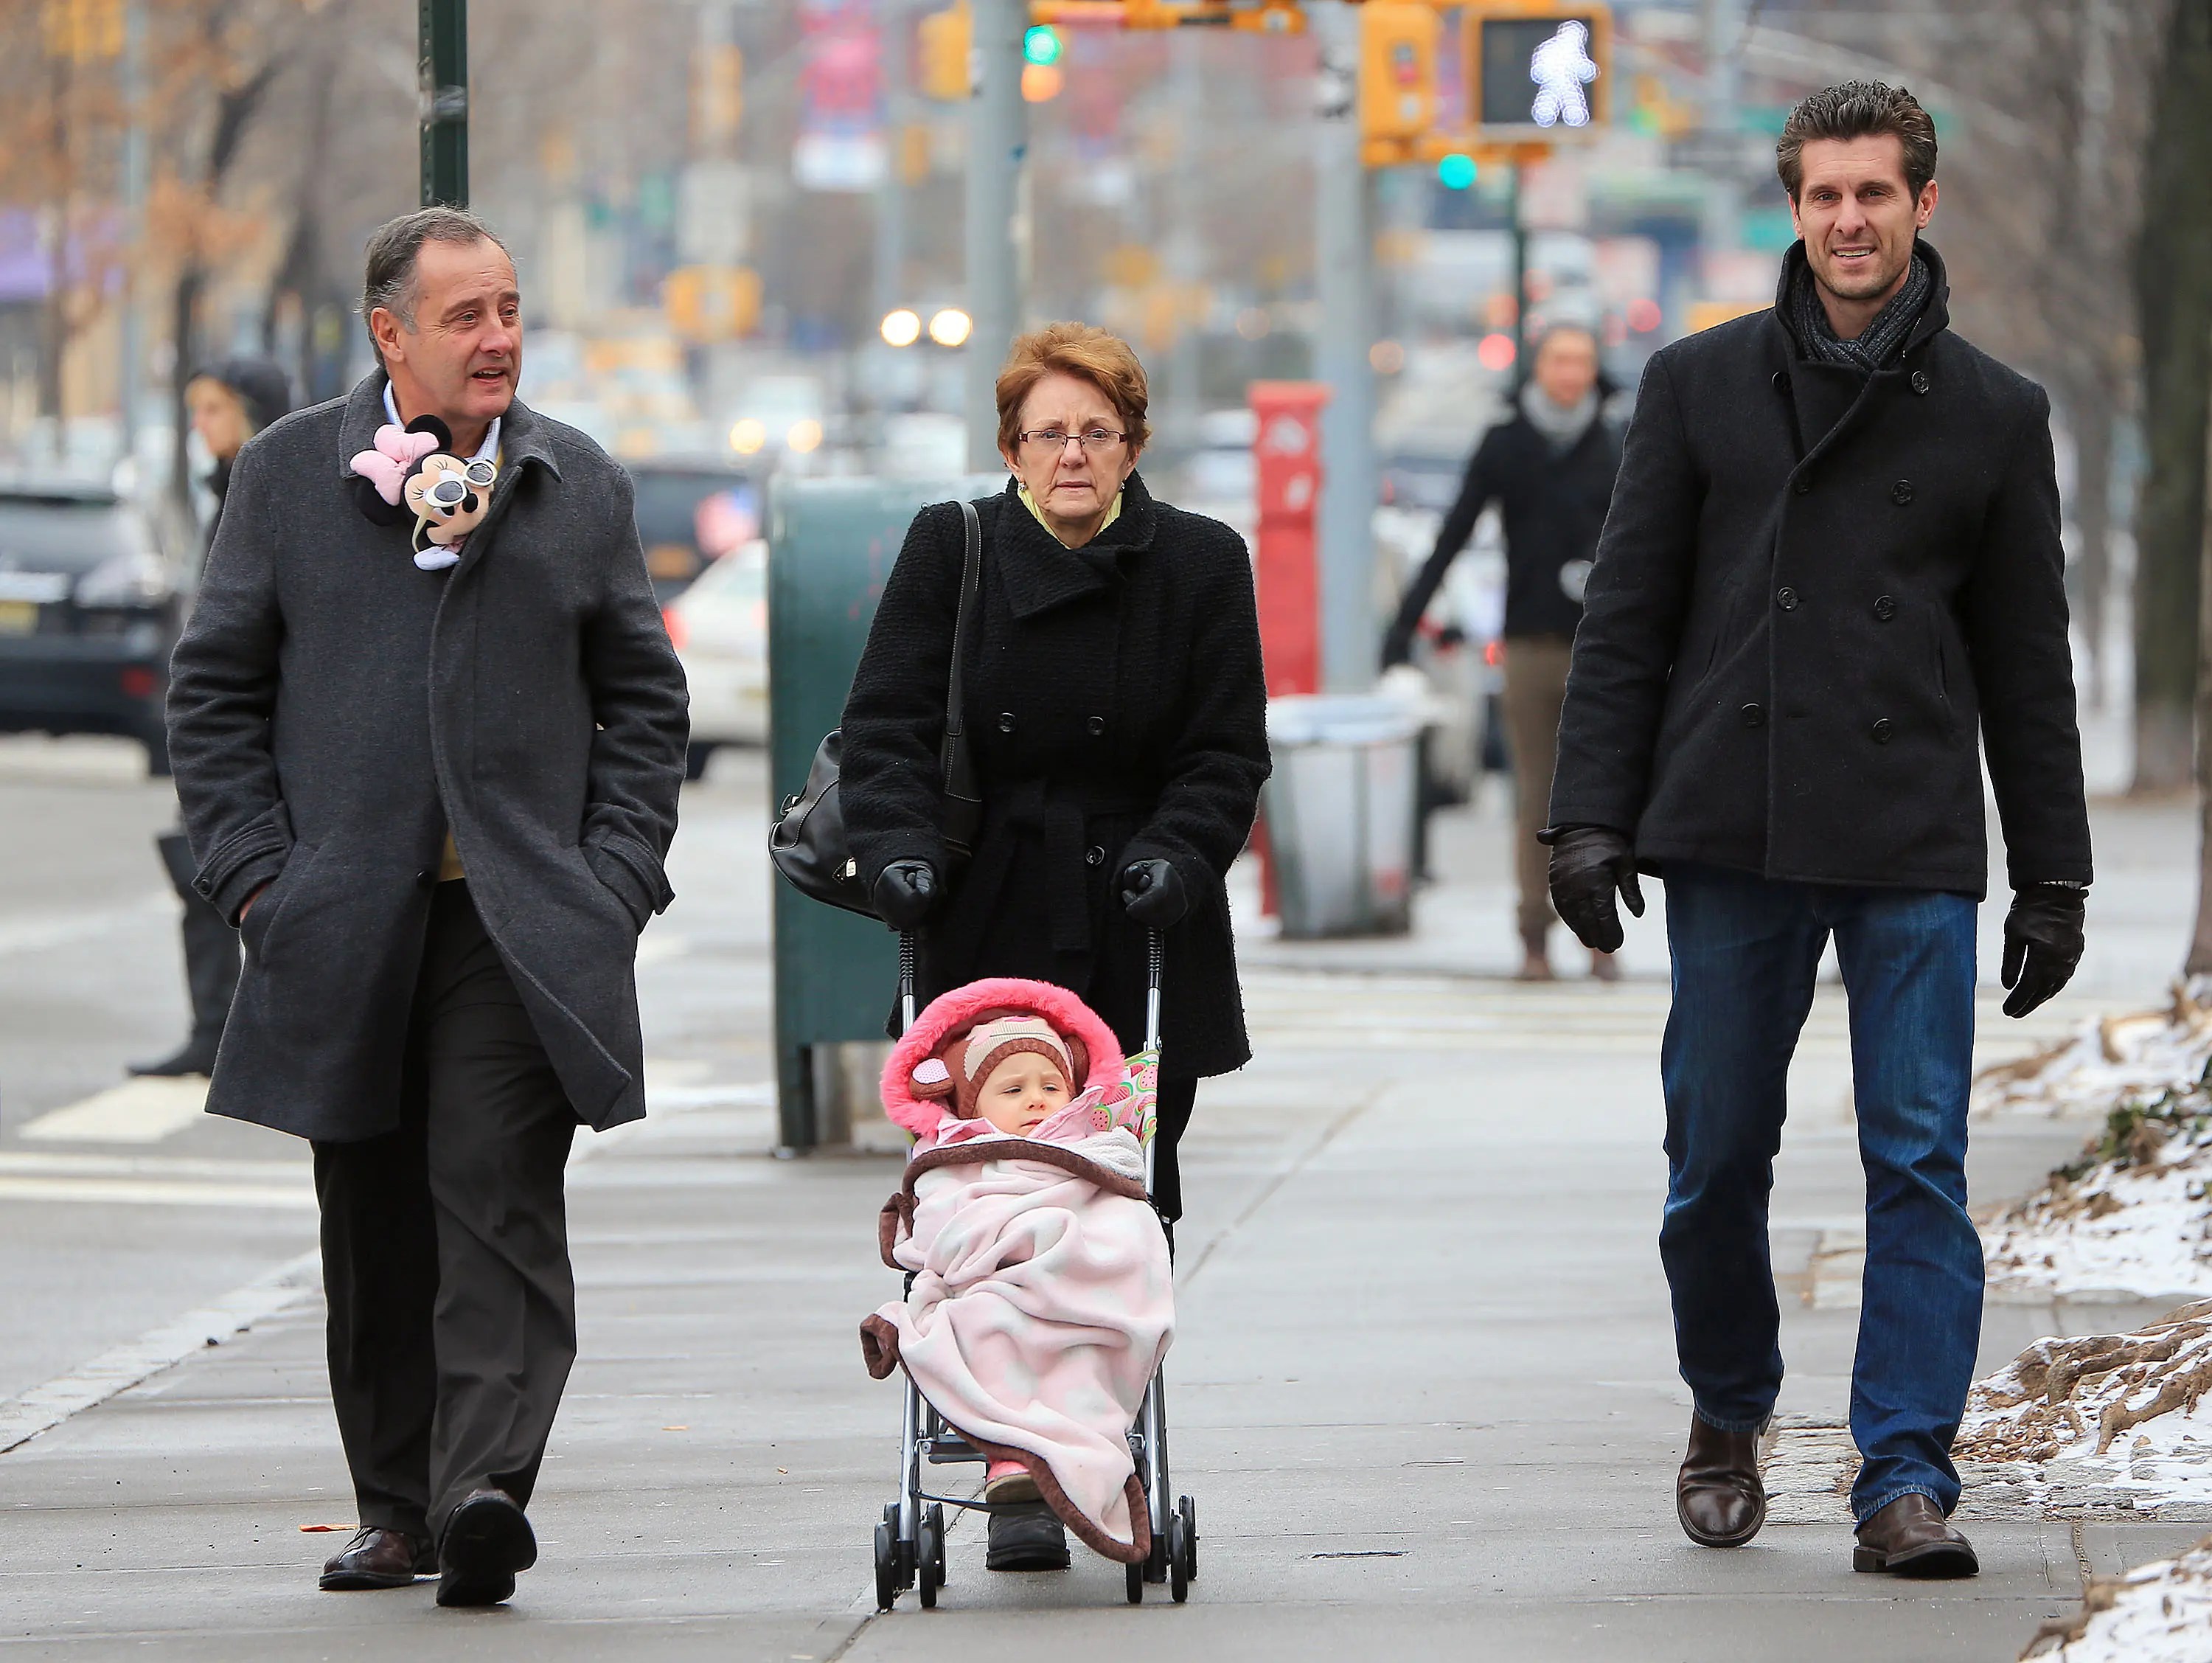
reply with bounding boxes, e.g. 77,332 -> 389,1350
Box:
0,782 -> 2197,1659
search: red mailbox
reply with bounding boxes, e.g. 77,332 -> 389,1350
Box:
1248,381 -> 1329,698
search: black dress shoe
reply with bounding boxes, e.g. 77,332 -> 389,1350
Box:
437,1488 -> 538,1608
1853,1493 -> 1978,1578
318,1527 -> 431,1591
128,1036 -> 220,1078
1676,1414 -> 1766,1548
986,1504 -> 1071,1571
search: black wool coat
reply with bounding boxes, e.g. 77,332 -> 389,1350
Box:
1549,240 -> 2091,897
1382,406 -> 1622,659
167,372 -> 690,1141
838,474 -> 1270,1080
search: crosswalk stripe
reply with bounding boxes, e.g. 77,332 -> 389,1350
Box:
18,1077 -> 209,1144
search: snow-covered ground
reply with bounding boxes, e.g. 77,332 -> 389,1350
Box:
1975,983 -> 2212,1121
1955,1302 -> 2212,1520
2022,1532 -> 2212,1661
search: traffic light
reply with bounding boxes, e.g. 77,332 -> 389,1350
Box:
918,1 -> 971,102
42,0 -> 122,62
1467,4 -> 1613,133
1358,3 -> 1440,148
1023,24 -> 1062,66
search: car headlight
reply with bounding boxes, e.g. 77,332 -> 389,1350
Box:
74,551 -> 171,608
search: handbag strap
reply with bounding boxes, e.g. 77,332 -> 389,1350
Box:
939,499 -> 984,803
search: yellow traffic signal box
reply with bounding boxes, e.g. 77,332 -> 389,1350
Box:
919,2 -> 972,102
1359,4 -> 1441,149
1467,1 -> 1612,133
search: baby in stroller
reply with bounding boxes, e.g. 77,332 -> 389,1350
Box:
861,977 -> 1173,1566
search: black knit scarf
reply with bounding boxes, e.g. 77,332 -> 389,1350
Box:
1788,247 -> 1931,372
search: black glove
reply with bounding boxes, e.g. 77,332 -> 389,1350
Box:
1545,825 -> 1644,954
2001,883 -> 2086,1019
1119,858 -> 1189,928
872,859 -> 939,931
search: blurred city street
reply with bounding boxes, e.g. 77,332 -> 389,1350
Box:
0,734 -> 2199,1658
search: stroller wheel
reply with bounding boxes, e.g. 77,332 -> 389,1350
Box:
917,1514 -> 942,1609
872,1520 -> 899,1612
927,1503 -> 947,1584
1179,1495 -> 1199,1581
1125,1560 -> 1145,1604
1168,1505 -> 1192,1603
1144,1520 -> 1169,1584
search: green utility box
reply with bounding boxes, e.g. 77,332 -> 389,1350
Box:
767,473 -> 1003,1150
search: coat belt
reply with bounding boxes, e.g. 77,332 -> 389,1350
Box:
967,777 -> 1150,957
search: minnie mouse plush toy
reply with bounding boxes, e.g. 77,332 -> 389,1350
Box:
349,415 -> 498,571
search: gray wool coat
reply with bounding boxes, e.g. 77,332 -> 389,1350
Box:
167,371 -> 689,1142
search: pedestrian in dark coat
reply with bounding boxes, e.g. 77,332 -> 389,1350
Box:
838,322 -> 1269,1571
1545,84 -> 2090,1581
1380,324 -> 1623,979
167,209 -> 687,1607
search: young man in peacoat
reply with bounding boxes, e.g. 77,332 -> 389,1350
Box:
1545,86 -> 2090,1578
839,472 -> 1269,1223
167,211 -> 687,1607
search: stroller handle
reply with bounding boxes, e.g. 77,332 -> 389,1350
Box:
893,930 -> 1165,1056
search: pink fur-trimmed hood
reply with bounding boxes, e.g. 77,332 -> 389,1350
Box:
882,978 -> 1124,1139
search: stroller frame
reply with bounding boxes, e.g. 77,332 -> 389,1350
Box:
872,930 -> 1198,1610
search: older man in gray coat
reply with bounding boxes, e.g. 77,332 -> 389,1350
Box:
167,207 -> 688,1608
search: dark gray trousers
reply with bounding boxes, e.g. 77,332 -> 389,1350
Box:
310,882 -> 579,1544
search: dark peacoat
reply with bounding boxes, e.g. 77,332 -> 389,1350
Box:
838,474 -> 1270,1080
1549,240 -> 2091,898
167,371 -> 689,1142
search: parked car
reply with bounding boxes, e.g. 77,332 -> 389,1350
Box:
0,483 -> 176,774
625,459 -> 763,609
667,538 -> 767,780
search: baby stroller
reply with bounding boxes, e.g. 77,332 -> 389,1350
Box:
871,930 -> 1199,1609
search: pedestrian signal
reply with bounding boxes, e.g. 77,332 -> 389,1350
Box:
1469,4 -> 1611,133
1358,3 -> 1440,147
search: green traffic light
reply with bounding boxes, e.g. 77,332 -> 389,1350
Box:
1437,153 -> 1477,190
1023,24 -> 1062,66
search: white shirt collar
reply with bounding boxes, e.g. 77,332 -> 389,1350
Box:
383,383 -> 501,462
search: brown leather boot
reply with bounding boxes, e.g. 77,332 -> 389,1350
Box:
1852,1493 -> 1978,1577
1675,1415 -> 1765,1547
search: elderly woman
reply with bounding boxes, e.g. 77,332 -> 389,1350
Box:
839,323 -> 1270,1569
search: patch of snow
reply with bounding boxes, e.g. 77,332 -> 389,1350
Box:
1983,1120 -> 2212,1301
2022,1533 -> 2212,1660
1975,983 -> 2212,1120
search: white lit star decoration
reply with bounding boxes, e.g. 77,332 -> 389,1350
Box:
1528,20 -> 1599,128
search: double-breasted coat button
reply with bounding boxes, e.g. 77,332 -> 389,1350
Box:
1793,475 -> 1813,495
1874,594 -> 1898,621
1776,586 -> 1800,611
1771,371 -> 1791,395
1086,715 -> 1107,737
997,711 -> 1016,733
415,869 -> 435,889
1910,370 -> 1931,395
192,877 -> 212,896
1741,703 -> 1765,728
1871,718 -> 1894,744
1891,480 -> 1915,505
1085,845 -> 1105,867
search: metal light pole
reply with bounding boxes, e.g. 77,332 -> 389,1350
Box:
1312,1 -> 1379,692
962,0 -> 1025,471
874,0 -> 911,347
119,0 -> 145,468
419,0 -> 468,209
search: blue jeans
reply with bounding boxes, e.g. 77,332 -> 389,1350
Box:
1659,863 -> 1981,1521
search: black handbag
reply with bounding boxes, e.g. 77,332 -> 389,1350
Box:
770,498 -> 984,919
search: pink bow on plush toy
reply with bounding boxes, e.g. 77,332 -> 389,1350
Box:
349,424 -> 441,505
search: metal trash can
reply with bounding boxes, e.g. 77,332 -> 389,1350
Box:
1262,693 -> 1422,939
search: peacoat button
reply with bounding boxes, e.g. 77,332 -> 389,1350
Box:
1891,480 -> 1915,505
1771,371 -> 1791,395
1776,586 -> 1800,611
1085,844 -> 1105,867
1910,370 -> 1931,395
415,869 -> 435,889
192,877 -> 212,896
1871,718 -> 1894,744
1793,475 -> 1813,496
1086,715 -> 1107,737
998,711 -> 1016,734
1874,594 -> 1898,621
1741,702 -> 1765,728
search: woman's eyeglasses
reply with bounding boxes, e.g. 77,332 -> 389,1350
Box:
1018,428 -> 1127,454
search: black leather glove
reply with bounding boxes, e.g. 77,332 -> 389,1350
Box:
872,859 -> 939,931
2002,883 -> 2086,1019
1545,826 -> 1644,954
1119,858 -> 1189,928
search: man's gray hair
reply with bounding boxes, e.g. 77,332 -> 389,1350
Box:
360,206 -> 511,360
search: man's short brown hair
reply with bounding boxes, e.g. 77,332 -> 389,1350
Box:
1775,81 -> 1938,201
995,323 -> 1151,458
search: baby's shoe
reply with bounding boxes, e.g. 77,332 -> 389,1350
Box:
984,1459 -> 1040,1504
